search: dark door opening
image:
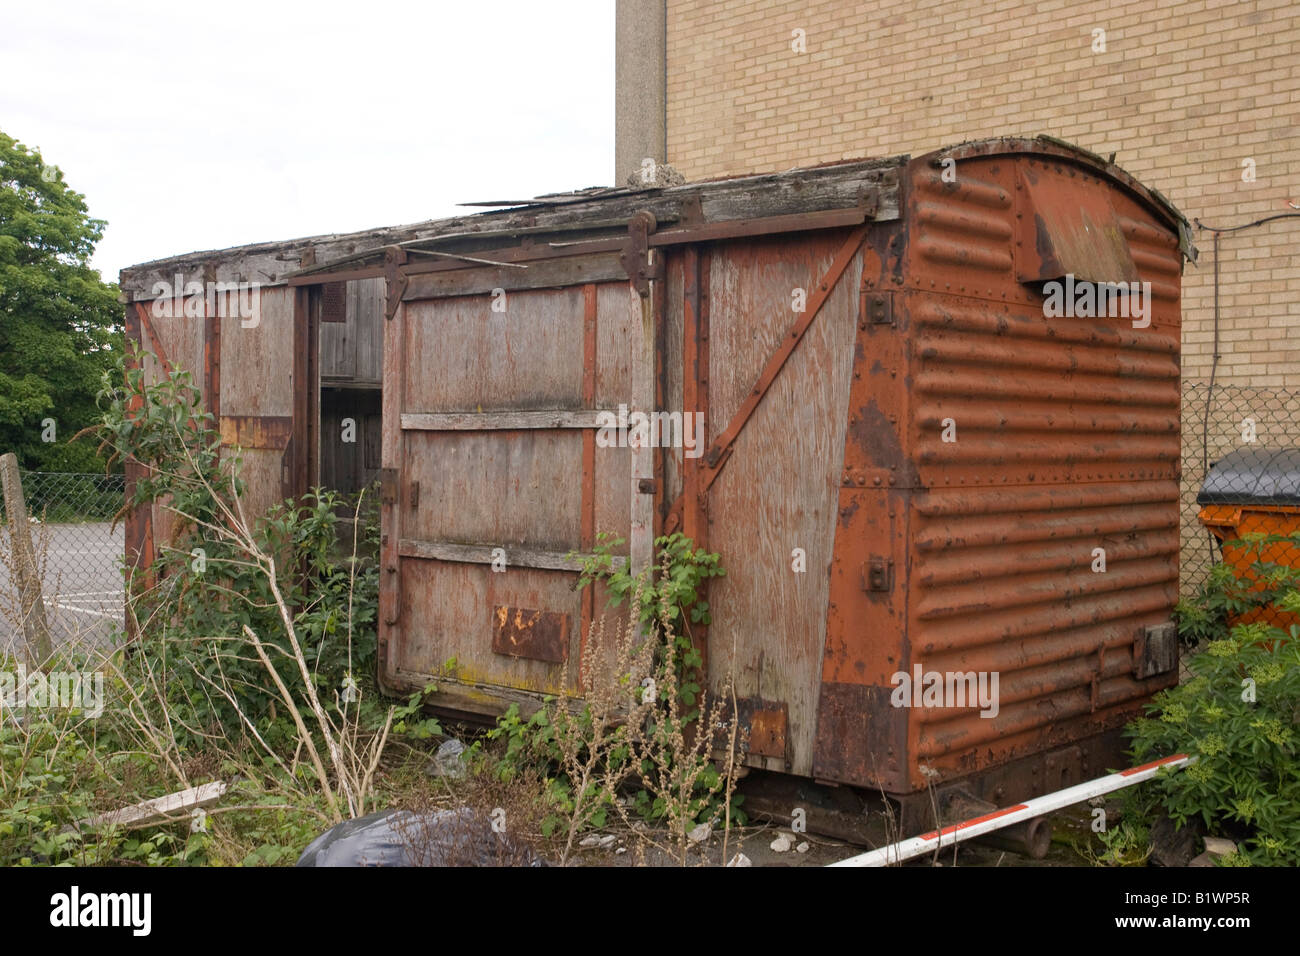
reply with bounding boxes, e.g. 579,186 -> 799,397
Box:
315,277 -> 385,496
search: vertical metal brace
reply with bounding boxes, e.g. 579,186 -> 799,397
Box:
384,245 -> 408,320
379,467 -> 398,504
621,210 -> 664,297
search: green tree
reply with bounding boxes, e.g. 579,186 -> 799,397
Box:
0,130 -> 121,471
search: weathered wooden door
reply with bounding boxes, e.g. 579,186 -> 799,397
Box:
378,260 -> 652,716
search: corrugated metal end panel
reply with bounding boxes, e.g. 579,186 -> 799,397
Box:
898,149 -> 1184,791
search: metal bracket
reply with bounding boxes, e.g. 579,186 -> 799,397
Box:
863,556 -> 894,593
384,246 -> 408,320
861,292 -> 893,327
620,210 -> 664,297
379,467 -> 398,504
857,184 -> 882,220
678,193 -> 704,225
1133,622 -> 1178,679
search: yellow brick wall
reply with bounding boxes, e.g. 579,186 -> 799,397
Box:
666,0 -> 1300,387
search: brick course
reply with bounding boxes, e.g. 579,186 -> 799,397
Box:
665,0 -> 1300,386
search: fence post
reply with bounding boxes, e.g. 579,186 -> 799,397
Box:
0,453 -> 52,667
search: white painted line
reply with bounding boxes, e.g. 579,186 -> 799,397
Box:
44,601 -> 121,620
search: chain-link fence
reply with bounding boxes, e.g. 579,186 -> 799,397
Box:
1181,382 -> 1300,599
0,471 -> 125,656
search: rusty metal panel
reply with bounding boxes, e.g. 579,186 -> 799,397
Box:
906,480 -> 1180,780
909,163 -> 1017,303
812,146 -> 1185,794
812,221 -> 913,791
817,148 -> 1183,794
491,606 -> 570,663
1015,161 -> 1138,284
320,281 -> 346,323
812,683 -> 906,785
906,292 -> 1180,488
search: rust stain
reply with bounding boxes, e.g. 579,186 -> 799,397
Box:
218,415 -> 293,450
491,605 -> 569,664
736,698 -> 789,760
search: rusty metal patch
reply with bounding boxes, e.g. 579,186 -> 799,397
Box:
1016,163 -> 1138,285
491,606 -> 569,663
321,281 -> 347,323
218,415 -> 293,450
735,698 -> 788,759
811,682 -> 906,789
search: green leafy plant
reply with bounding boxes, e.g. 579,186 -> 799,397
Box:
482,702 -> 561,778
98,352 -> 385,738
1127,533 -> 1300,865
572,532 -> 724,714
391,681 -> 444,741
1090,817 -> 1154,867
90,353 -> 401,822
473,548 -> 747,865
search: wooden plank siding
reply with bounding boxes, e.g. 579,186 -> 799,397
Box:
320,277 -> 384,385
384,276 -> 639,704
702,232 -> 862,777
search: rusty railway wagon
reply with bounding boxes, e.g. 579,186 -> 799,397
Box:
120,136 -> 1194,821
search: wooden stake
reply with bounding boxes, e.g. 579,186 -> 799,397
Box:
0,453 -> 51,667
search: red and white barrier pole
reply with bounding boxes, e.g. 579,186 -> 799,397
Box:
828,753 -> 1193,868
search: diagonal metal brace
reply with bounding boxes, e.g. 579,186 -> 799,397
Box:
700,223 -> 870,489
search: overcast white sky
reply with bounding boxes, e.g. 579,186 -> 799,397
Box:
0,0 -> 615,282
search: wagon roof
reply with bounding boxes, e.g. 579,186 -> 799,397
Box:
119,135 -> 1191,299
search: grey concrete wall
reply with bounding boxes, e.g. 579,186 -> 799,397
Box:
614,0 -> 666,185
